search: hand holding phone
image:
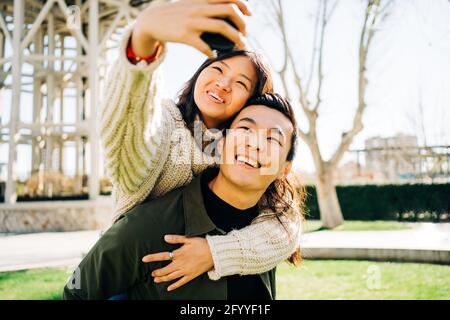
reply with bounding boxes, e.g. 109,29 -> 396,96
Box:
200,17 -> 240,53
132,0 -> 251,58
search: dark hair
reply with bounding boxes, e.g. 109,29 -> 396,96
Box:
245,93 -> 305,267
176,50 -> 273,132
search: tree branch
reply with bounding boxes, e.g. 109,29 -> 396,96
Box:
313,0 -> 338,112
329,0 -> 384,168
313,0 -> 328,111
272,0 -> 314,123
276,0 -> 289,75
305,0 -> 322,94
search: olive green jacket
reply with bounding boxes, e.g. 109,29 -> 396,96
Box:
63,171 -> 276,300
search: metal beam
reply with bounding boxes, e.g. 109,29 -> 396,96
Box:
5,0 -> 24,204
20,0 -> 56,52
99,6 -> 124,51
0,56 -> 12,66
88,0 -> 99,200
25,53 -> 87,62
75,0 -> 83,194
55,0 -> 89,52
32,28 -> 44,172
0,10 -> 12,47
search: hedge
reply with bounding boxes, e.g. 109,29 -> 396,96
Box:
304,183 -> 450,222
0,194 -> 89,202
1,183 -> 449,222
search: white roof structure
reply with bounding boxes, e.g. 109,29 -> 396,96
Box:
0,0 -> 146,203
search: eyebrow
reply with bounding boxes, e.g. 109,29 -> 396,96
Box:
237,118 -> 287,141
237,117 -> 257,125
218,61 -> 253,84
270,127 -> 286,141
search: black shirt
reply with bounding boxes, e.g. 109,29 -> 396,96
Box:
201,169 -> 271,300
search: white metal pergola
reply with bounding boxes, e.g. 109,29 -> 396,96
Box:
0,0 -> 145,204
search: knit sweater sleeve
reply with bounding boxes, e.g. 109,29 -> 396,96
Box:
205,210 -> 302,280
100,26 -> 171,200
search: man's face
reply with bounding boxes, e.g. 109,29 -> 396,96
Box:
219,104 -> 294,191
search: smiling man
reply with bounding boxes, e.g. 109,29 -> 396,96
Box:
63,93 -> 303,300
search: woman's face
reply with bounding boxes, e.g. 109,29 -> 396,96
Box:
193,55 -> 258,129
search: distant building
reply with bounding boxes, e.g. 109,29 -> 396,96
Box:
334,161 -> 385,184
364,134 -> 419,181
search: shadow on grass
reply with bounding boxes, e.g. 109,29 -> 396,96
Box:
48,292 -> 63,300
308,225 -> 330,232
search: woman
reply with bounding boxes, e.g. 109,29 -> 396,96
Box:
101,0 -> 302,292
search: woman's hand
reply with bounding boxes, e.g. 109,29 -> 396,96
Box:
132,0 -> 252,58
142,235 -> 214,291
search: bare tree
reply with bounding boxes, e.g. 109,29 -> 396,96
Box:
255,0 -> 393,228
408,0 -> 450,148
406,86 -> 428,147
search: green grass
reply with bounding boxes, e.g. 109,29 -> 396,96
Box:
277,260 -> 450,300
0,267 -> 70,300
1,260 -> 449,300
303,220 -> 413,233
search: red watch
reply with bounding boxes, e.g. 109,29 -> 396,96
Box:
126,38 -> 162,64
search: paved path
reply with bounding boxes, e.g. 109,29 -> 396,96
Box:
0,230 -> 102,272
1,223 -> 449,272
301,223 -> 450,250
301,223 -> 450,264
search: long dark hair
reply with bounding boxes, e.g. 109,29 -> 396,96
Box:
176,50 -> 273,132
246,93 -> 306,267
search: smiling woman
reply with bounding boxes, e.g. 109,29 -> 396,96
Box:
178,49 -> 273,131
194,58 -> 257,129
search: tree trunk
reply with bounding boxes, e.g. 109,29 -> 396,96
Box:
316,169 -> 344,229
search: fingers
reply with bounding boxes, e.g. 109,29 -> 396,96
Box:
164,234 -> 190,244
154,270 -> 184,284
142,235 -> 189,263
167,276 -> 191,292
151,263 -> 177,278
197,18 -> 245,49
207,0 -> 252,16
200,3 -> 247,35
142,251 -> 172,263
187,36 -> 216,58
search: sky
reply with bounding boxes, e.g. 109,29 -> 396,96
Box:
1,0 -> 449,180
158,0 -> 450,172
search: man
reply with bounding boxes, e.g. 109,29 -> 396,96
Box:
63,93 -> 301,300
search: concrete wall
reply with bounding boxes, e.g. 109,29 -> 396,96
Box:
0,197 -> 114,233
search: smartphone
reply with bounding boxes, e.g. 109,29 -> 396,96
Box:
200,0 -> 248,54
200,18 -> 239,54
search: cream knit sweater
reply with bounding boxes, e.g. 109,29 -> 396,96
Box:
100,26 -> 301,280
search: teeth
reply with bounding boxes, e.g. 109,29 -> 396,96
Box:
236,155 -> 258,168
208,91 -> 224,103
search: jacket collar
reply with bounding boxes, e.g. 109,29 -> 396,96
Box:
182,169 -> 221,236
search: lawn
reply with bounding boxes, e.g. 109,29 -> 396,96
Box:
303,220 -> 413,233
0,267 -> 68,300
277,260 -> 450,300
1,260 -> 448,300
